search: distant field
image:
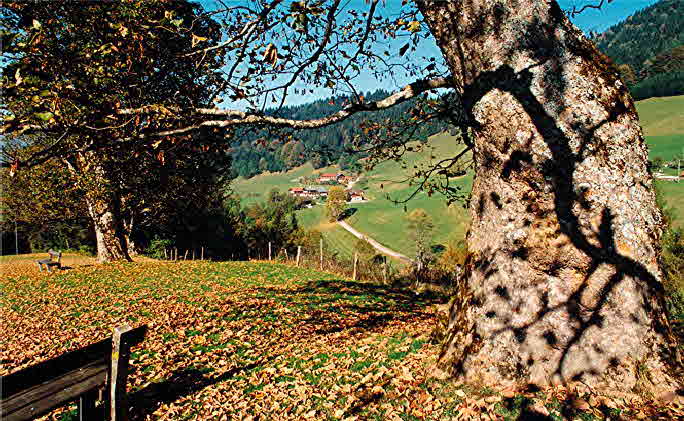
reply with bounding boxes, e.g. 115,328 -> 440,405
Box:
231,163 -> 339,206
658,180 -> 684,229
234,96 -> 684,257
636,95 -> 684,138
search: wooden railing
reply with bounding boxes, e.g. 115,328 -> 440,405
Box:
1,325 -> 147,421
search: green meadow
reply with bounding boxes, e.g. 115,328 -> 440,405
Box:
235,96 -> 684,256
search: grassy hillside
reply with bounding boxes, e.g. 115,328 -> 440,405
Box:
5,256 -> 675,419
234,96 -> 684,256
0,256 -> 442,419
297,131 -> 473,260
637,95 -> 684,139
231,163 -> 339,206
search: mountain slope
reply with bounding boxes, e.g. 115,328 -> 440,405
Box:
234,96 -> 684,259
593,0 -> 684,76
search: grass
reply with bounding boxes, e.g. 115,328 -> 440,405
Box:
636,95 -> 684,138
2,257 -> 680,420
0,257 -> 445,420
658,180 -> 684,229
233,96 -> 684,258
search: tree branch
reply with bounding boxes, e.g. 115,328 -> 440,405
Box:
122,76 -> 453,136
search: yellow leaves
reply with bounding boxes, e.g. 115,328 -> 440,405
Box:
4,257 -> 681,420
9,160 -> 18,178
406,21 -> 421,33
264,43 -> 278,67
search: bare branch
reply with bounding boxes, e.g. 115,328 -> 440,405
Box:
120,76 -> 452,137
570,0 -> 612,17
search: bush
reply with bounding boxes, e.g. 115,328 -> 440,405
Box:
146,238 -> 174,259
436,239 -> 468,273
77,245 -> 95,256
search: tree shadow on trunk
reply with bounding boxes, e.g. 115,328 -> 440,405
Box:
451,56 -> 681,386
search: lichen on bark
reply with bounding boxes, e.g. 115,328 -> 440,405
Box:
417,0 -> 681,397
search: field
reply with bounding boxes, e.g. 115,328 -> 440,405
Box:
2,255 -> 680,420
233,96 -> 684,258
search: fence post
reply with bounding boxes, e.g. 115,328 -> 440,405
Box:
192,249 -> 195,261
110,325 -> 134,421
353,252 -> 358,281
383,256 -> 387,284
319,238 -> 323,270
201,246 -> 204,261
174,247 -> 177,261
296,246 -> 301,267
268,242 -> 272,261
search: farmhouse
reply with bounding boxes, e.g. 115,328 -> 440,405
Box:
306,186 -> 328,198
317,172 -> 346,184
288,187 -> 306,197
347,189 -> 365,202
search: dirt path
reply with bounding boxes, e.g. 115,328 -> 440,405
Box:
337,220 -> 413,263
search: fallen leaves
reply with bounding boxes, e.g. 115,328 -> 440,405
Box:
2,256 -> 682,420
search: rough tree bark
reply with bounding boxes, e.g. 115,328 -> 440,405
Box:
65,153 -> 132,263
416,0 -> 680,395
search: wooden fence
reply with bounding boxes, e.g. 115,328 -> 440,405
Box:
1,325 -> 147,421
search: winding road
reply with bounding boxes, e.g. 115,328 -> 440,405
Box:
337,220 -> 414,264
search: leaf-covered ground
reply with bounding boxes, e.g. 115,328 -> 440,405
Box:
1,255 -> 682,420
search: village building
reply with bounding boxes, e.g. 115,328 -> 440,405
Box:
306,186 -> 328,198
346,189 -> 365,202
289,186 -> 329,199
317,172 -> 346,184
288,187 -> 306,197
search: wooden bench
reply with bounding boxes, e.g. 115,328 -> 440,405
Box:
36,249 -> 62,273
1,325 -> 147,421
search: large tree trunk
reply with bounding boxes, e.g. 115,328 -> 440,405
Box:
417,0 -> 680,395
65,153 -> 132,263
85,191 -> 131,263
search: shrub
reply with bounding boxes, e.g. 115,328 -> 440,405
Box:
146,238 -> 174,259
436,239 -> 468,273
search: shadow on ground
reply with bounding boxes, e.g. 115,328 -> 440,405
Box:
126,278 -> 446,419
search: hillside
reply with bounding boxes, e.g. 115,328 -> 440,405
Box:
5,255 -> 679,419
229,90 -> 450,179
234,96 -> 684,260
593,0 -> 683,76
591,0 -> 684,100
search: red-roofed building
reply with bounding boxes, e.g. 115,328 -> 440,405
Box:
347,189 -> 365,202
288,187 -> 306,197
318,173 -> 343,183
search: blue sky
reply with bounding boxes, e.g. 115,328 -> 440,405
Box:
559,0 -> 661,33
200,0 -> 663,106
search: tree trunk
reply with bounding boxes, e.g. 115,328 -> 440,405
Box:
66,153 -> 132,263
123,216 -> 139,257
417,0 -> 680,395
84,189 -> 132,263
